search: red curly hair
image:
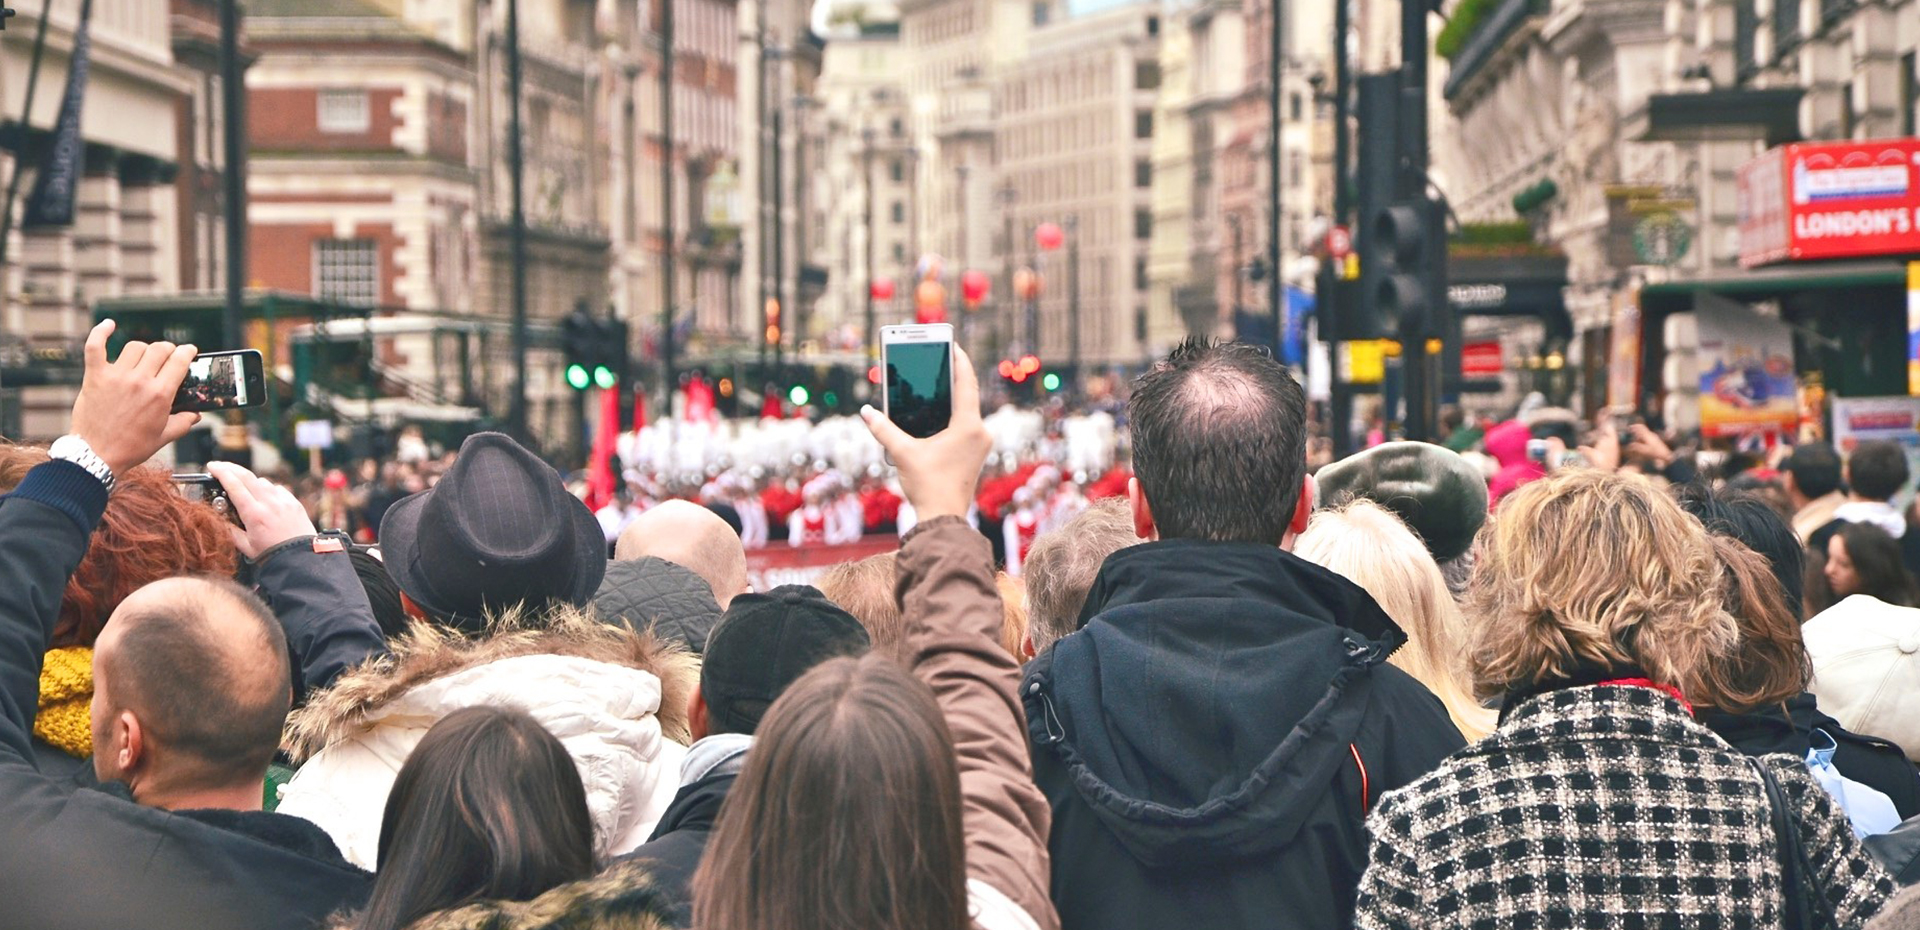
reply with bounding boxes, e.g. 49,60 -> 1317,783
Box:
0,445 -> 239,647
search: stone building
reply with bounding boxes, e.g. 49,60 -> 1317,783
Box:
996,2 -> 1163,372
0,0 -> 203,436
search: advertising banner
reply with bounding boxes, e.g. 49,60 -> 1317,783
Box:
1909,262 -> 1920,396
1830,396 -> 1920,508
1461,341 -> 1503,378
1695,294 -> 1798,438
1607,289 -> 1643,409
746,535 -> 898,591
1738,138 -> 1920,267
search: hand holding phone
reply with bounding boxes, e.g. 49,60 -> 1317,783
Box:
862,340 -> 989,522
172,349 -> 266,413
880,324 -> 955,439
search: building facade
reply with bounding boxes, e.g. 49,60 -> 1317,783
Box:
814,24 -> 916,351
996,3 -> 1162,371
1,0 -> 200,437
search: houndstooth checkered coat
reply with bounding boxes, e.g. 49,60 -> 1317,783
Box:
1354,685 -> 1897,930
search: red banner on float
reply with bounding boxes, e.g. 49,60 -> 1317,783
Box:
745,535 -> 899,591
1739,138 -> 1920,268
1461,341 -> 1503,378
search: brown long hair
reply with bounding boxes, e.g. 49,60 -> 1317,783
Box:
691,654 -> 968,930
1693,535 -> 1813,713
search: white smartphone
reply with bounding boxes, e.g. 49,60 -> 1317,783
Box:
880,323 -> 955,439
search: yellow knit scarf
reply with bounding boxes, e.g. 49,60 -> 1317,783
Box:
36,646 -> 93,759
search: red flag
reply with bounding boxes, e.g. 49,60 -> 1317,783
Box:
630,387 -> 647,435
587,387 -> 620,511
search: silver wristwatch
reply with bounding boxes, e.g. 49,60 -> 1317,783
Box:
48,434 -> 116,493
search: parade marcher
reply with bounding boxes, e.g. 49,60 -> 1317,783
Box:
0,321 -> 375,930
1002,488 -> 1043,578
788,489 -> 830,548
1022,339 -> 1463,930
1353,470 -> 1896,930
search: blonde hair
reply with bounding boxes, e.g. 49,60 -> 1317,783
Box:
1024,498 -> 1136,652
1296,501 -> 1496,740
1465,470 -> 1738,704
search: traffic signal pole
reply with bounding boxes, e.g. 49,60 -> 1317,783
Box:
1327,0 -> 1356,456
1397,0 -> 1437,442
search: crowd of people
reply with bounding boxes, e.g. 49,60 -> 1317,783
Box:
8,319 -> 1920,929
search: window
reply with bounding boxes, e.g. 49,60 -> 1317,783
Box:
1134,208 -> 1152,239
893,242 -> 907,262
1032,2 -> 1049,26
889,117 -> 905,138
1135,62 -> 1162,90
315,238 -> 379,306
1289,92 -> 1304,121
1134,257 -> 1148,290
317,89 -> 371,134
1134,110 -> 1153,139
891,201 -> 905,224
1146,14 -> 1159,35
1135,159 -> 1152,188
890,158 -> 905,182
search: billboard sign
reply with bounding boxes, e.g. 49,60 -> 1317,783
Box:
1739,138 -> 1920,267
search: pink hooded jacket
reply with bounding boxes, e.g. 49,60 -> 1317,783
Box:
1485,420 -> 1545,508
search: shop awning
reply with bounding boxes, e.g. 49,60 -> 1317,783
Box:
1641,259 -> 1909,302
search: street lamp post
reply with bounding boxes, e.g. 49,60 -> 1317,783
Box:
506,0 -> 530,440
862,128 -> 877,364
1267,0 -> 1285,366
1066,214 -> 1080,399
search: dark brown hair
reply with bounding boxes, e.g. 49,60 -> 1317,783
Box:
692,654 -> 968,930
356,706 -> 595,930
1128,338 -> 1307,543
1830,522 -> 1920,608
1693,535 -> 1813,713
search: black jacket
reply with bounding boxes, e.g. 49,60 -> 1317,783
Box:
619,754 -> 743,927
1022,541 -> 1466,930
0,461 -> 374,930
1701,692 -> 1920,820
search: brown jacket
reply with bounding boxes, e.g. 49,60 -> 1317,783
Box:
896,516 -> 1061,930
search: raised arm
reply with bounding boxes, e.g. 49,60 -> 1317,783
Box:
210,462 -> 388,701
865,347 -> 1060,930
0,320 -> 201,764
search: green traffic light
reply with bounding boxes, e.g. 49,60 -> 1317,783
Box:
1042,372 -> 1062,392
823,391 -> 839,407
789,385 -> 810,406
565,364 -> 590,391
593,365 -> 617,390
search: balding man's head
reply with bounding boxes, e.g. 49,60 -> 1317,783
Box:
90,576 -> 291,807
615,500 -> 749,608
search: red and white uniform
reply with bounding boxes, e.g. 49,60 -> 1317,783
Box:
1002,507 -> 1043,577
789,506 -> 830,548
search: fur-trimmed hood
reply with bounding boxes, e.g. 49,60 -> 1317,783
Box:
286,604 -> 696,759
329,860 -> 673,930
276,604 -> 700,871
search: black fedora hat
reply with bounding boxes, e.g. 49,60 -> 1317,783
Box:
379,432 -> 607,629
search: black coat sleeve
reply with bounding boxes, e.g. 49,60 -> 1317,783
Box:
0,461 -> 106,779
250,537 -> 388,702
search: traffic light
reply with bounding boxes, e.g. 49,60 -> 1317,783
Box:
1366,198 -> 1447,337
1042,371 -> 1062,393
562,307 -> 596,391
1350,73 -> 1400,341
595,316 -> 630,390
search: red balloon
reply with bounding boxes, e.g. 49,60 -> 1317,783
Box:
870,277 -> 896,301
960,269 -> 990,304
1035,222 -> 1066,252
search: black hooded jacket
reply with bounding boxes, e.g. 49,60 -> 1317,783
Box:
1700,692 -> 1920,820
1022,540 -> 1465,930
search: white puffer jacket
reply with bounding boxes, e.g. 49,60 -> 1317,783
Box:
276,606 -> 698,871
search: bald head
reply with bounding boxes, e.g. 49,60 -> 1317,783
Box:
92,576 -> 291,797
615,500 -> 749,607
